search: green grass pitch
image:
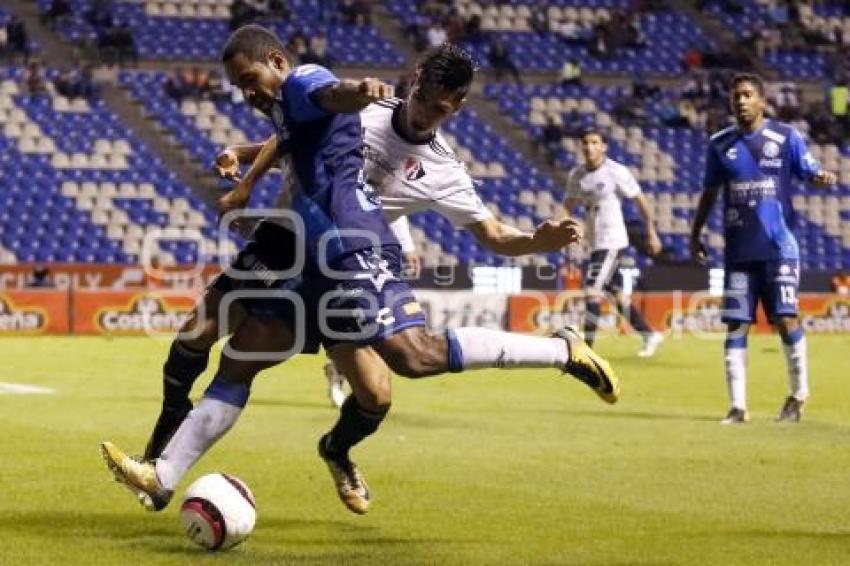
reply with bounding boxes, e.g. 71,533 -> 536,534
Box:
2,334 -> 849,565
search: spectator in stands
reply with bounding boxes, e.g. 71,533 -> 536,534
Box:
530,0 -> 549,35
488,37 -> 523,85
285,30 -> 309,61
443,9 -> 466,43
774,83 -> 800,121
539,115 -> 564,165
426,21 -> 447,49
465,14 -> 483,44
26,265 -> 55,288
164,68 -> 188,101
230,0 -> 260,30
6,16 -> 29,63
24,60 -> 47,96
300,33 -> 332,67
632,73 -> 659,100
589,21 -> 610,57
85,0 -> 113,30
559,59 -> 582,87
41,0 -> 73,30
682,46 -> 703,71
206,70 -> 231,103
339,0 -> 371,26
832,271 -> 850,296
830,81 -> 848,121
555,18 -> 586,45
268,0 -> 291,20
0,26 -> 7,61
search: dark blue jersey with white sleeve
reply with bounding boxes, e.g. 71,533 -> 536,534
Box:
270,64 -> 397,263
703,119 -> 821,264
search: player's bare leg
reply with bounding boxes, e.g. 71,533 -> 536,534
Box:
318,344 -> 391,514
373,326 -> 619,403
143,287 -> 246,461
774,316 -> 808,422
103,315 -> 294,510
613,290 -> 664,358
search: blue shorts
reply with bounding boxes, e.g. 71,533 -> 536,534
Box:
210,221 -> 302,319
722,259 -> 800,324
304,246 -> 427,351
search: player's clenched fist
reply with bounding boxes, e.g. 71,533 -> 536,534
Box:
356,78 -> 394,104
214,148 -> 240,180
532,218 -> 582,251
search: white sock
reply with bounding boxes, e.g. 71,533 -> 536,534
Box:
450,327 -> 569,370
724,347 -> 747,410
783,335 -> 809,400
156,398 -> 242,490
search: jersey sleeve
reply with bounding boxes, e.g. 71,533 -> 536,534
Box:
702,142 -> 724,188
388,215 -> 416,253
433,185 -> 493,227
615,163 -> 641,198
282,64 -> 340,123
787,127 -> 820,181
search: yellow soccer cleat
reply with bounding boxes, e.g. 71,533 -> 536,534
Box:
555,327 -> 620,404
317,435 -> 370,515
99,441 -> 173,511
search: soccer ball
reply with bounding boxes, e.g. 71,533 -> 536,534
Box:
180,473 -> 257,551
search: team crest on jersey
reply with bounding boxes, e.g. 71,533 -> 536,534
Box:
763,140 -> 780,158
726,147 -> 738,160
403,156 -> 426,181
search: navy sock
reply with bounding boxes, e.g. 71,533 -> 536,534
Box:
584,300 -> 601,347
162,341 -> 209,408
325,395 -> 388,459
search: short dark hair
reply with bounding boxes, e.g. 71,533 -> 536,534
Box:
731,72 -> 765,96
416,43 -> 475,94
580,128 -> 607,143
221,24 -> 286,64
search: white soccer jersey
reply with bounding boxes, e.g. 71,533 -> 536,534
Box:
360,99 -> 492,234
565,157 -> 641,251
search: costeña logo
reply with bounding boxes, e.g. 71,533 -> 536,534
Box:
801,300 -> 850,333
0,296 -> 46,332
667,296 -> 725,334
98,296 -> 190,333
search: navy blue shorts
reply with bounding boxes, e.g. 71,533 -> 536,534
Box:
210,221 -> 302,320
584,248 -> 625,292
722,259 -> 800,324
308,246 -> 427,350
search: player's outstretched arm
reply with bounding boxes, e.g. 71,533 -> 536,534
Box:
632,193 -> 662,256
213,135 -> 274,180
312,77 -> 394,114
689,184 -> 720,265
467,216 -> 582,256
217,134 -> 279,214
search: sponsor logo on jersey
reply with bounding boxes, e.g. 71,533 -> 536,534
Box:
403,156 -> 426,181
97,296 -> 190,333
763,140 -> 780,158
0,296 -> 47,333
759,158 -> 782,168
726,146 -> 738,160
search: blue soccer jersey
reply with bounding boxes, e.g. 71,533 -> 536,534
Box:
270,64 -> 398,263
703,119 -> 821,264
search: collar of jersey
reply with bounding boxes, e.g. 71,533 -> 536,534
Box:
391,103 -> 436,146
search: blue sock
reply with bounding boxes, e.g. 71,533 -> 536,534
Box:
203,375 -> 250,408
445,328 -> 464,373
781,327 -> 804,345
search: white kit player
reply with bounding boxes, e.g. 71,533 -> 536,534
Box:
323,43 -> 591,405
562,129 -> 664,356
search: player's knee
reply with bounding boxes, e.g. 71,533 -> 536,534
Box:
381,331 -> 444,378
356,382 -> 392,412
774,316 -> 800,335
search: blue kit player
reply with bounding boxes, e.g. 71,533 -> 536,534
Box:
690,73 -> 836,424
101,27 -> 618,516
